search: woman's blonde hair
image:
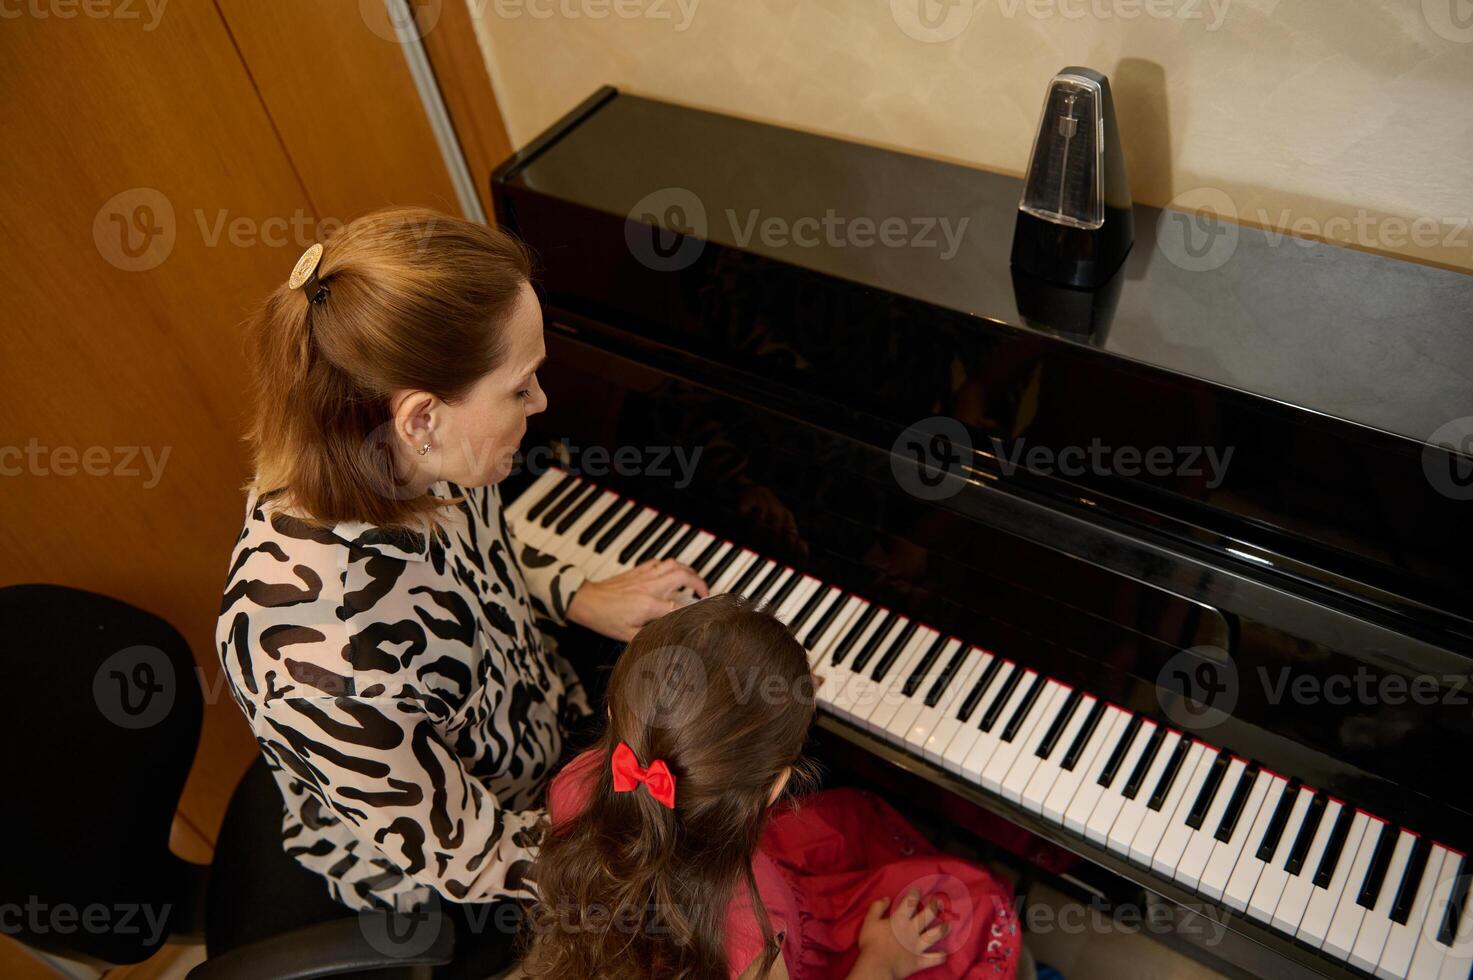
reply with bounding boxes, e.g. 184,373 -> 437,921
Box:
244,206 -> 531,528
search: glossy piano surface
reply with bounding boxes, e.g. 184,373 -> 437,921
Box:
493,87 -> 1473,978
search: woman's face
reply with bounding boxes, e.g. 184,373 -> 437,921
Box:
395,281 -> 548,490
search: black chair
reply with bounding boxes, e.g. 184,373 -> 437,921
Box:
1,584 -> 461,978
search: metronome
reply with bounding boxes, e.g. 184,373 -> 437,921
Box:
1010,67 -> 1133,288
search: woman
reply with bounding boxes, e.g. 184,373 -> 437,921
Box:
215,207 -> 706,920
531,594 -> 1022,979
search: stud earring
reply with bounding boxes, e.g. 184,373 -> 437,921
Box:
417,442 -> 432,456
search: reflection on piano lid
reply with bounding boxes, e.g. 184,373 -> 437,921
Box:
492,88 -> 1473,980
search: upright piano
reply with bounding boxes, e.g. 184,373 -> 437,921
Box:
491,87 -> 1473,980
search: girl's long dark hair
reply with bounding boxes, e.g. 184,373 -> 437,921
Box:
524,594 -> 817,979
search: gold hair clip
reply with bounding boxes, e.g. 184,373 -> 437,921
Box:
288,243 -> 329,303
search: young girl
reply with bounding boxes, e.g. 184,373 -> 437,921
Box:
526,594 -> 1022,979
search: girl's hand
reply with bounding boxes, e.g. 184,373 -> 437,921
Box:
852,890 -> 950,979
567,558 -> 709,641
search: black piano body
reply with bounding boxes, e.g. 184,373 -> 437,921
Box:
493,87 -> 1473,980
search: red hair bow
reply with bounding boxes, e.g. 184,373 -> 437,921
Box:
611,741 -> 676,809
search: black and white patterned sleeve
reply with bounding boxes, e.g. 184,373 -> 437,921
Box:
257,693 -> 545,905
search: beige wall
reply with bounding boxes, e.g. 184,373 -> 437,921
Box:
468,0 -> 1473,271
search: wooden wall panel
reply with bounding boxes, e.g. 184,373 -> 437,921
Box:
215,0 -> 460,222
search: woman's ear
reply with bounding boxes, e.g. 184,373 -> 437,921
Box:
391,390 -> 438,451
767,766 -> 792,807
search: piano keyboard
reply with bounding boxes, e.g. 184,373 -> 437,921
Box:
507,468 -> 1473,980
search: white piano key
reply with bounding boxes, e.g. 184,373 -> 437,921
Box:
1436,862 -> 1473,980
1379,845 -> 1450,980
1130,740 -> 1206,869
890,637 -> 962,750
865,627 -> 938,735
772,575 -> 821,624
1175,756 -> 1247,890
1107,727 -> 1178,857
1271,798 -> 1344,935
709,547 -> 761,593
1298,810 -> 1370,948
1041,701 -> 1116,827
1084,720 -> 1154,846
1247,785 -> 1315,923
503,468 -> 566,528
957,667 -> 1036,781
518,478 -> 592,550
1200,769 -> 1274,903
806,596 -> 866,672
978,678 -> 1061,796
1406,852 -> 1462,980
1001,681 -> 1071,804
1063,708 -> 1133,835
1323,814 -> 1387,959
915,646 -> 984,763
1151,745 -> 1217,877
821,610 -> 894,716
1350,828 -> 1417,973
938,659 -> 1014,774
586,506 -> 660,577
1220,774 -> 1291,911
829,615 -> 908,722
1021,690 -> 1095,814
557,489 -> 623,567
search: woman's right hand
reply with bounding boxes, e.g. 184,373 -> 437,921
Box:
851,890 -> 950,979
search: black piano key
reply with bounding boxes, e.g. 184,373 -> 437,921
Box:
729,558 -> 769,597
904,634 -> 950,699
871,620 -> 920,682
1285,792 -> 1328,875
924,643 -> 972,708
1036,688 -> 1083,760
705,545 -> 743,586
594,503 -> 642,553
1357,820 -> 1400,909
765,569 -> 802,611
979,666 -> 1025,732
635,520 -> 683,564
830,605 -> 878,666
745,563 -> 786,603
1438,854 -> 1469,945
1061,699 -> 1107,772
1000,673 -> 1047,743
1214,764 -> 1260,843
850,612 -> 900,674
620,515 -> 670,564
525,473 -> 575,522
1255,778 -> 1302,862
1390,836 -> 1432,925
554,484 -> 601,534
1122,724 -> 1167,799
542,481 -> 594,528
1147,737 -> 1192,811
690,539 -> 727,575
788,586 -> 830,634
1185,750 -> 1232,830
578,496 -> 629,546
660,524 -> 700,561
802,592 -> 848,650
1096,714 -> 1142,788
954,658 -> 1006,721
1313,805 -> 1357,889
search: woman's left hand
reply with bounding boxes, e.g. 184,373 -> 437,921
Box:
567,558 -> 709,642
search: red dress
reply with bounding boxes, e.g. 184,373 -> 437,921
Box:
548,751 -> 1022,979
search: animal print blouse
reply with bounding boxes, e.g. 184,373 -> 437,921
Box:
216,480 -> 589,912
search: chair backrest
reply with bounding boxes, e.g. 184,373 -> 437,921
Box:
1,583 -> 205,965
